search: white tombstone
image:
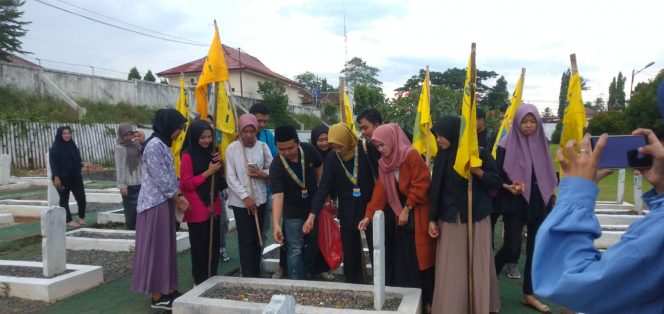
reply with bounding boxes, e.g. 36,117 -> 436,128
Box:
262,294 -> 296,314
42,206 -> 67,277
617,169 -> 626,204
46,153 -> 60,207
372,210 -> 385,311
0,154 -> 10,186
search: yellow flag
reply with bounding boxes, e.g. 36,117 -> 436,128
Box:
215,83 -> 237,164
341,89 -> 357,133
195,21 -> 230,119
454,44 -> 482,179
411,68 -> 438,159
172,74 -> 190,177
558,69 -> 587,164
492,69 -> 525,158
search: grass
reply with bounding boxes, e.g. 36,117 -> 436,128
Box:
292,113 -> 328,129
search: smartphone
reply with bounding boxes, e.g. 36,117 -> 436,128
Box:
590,135 -> 652,169
247,163 -> 259,172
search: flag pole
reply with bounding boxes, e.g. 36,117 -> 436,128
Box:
425,65 -> 431,165
339,78 -> 346,124
207,81 -> 218,278
570,53 -> 578,75
467,42 -> 477,314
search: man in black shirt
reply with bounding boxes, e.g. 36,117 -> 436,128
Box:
477,108 -> 497,150
270,125 -> 323,280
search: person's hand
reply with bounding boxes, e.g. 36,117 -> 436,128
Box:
248,170 -> 268,180
502,183 -> 523,195
243,196 -> 257,215
358,217 -> 370,231
632,128 -> 664,188
120,188 -> 128,196
53,176 -> 61,189
398,206 -> 410,226
273,224 -> 284,244
557,133 -> 607,181
469,167 -> 484,178
302,213 -> 316,234
175,193 -> 190,211
428,221 -> 440,238
205,158 -> 222,177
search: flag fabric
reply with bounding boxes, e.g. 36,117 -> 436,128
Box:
341,89 -> 357,133
195,21 -> 230,119
453,46 -> 483,179
412,69 -> 438,159
215,83 -> 237,163
558,70 -> 587,163
172,74 -> 190,177
491,70 -> 525,158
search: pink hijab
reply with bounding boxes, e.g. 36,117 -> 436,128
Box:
372,123 -> 416,216
238,114 -> 259,132
500,104 -> 557,205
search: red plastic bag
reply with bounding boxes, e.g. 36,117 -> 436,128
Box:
318,203 -> 343,269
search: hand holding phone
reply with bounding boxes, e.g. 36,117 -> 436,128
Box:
247,163 -> 259,173
590,135 -> 652,169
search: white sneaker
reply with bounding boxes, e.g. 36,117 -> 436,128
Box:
319,271 -> 335,281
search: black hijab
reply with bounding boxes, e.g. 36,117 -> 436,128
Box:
145,109 -> 186,148
49,126 -> 82,175
429,116 -> 461,213
310,124 -> 330,159
182,119 -> 225,206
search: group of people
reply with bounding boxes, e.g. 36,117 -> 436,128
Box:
50,95 -> 664,313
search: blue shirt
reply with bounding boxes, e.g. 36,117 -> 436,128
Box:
259,129 -> 277,194
533,177 -> 664,314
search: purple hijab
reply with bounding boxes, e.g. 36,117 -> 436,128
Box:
500,104 -> 556,205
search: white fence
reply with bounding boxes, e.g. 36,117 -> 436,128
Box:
0,122 -> 118,169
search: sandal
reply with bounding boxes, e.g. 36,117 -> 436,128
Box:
67,221 -> 80,228
79,219 -> 87,225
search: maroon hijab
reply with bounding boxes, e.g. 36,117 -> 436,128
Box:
500,104 -> 557,205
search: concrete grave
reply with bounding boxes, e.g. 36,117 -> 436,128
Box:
172,276 -> 421,314
263,295 -> 296,314
0,154 -> 10,185
373,210 -> 385,311
66,228 -> 190,252
0,199 -> 77,218
96,208 -> 237,232
0,213 -> 14,226
0,206 -> 102,302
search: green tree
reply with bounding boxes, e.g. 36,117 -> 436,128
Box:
160,78 -> 169,85
607,77 -> 617,109
593,97 -> 606,112
294,71 -> 320,91
396,67 -> 498,99
143,70 -> 156,82
623,69 -> 664,137
0,0 -> 29,61
353,84 -> 384,114
483,75 -> 509,110
128,67 -> 141,80
320,78 -> 335,92
257,80 -> 297,128
321,103 -> 339,124
607,72 -> 627,110
586,111 -> 629,135
340,57 -> 382,90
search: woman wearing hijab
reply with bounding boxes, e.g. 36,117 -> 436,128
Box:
358,123 -> 436,311
428,115 -> 501,313
310,124 -> 330,159
494,104 -> 556,313
114,124 -> 142,230
309,123 -> 373,283
179,119 -> 228,285
49,126 -> 87,228
131,109 -> 189,311
225,114 -> 273,278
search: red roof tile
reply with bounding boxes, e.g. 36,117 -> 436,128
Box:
157,45 -> 302,87
5,55 -> 42,68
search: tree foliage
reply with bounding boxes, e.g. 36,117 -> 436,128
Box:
607,72 -> 627,110
257,80 -> 298,128
623,69 -> 664,137
321,103 -> 339,124
143,70 -> 156,82
128,67 -> 141,80
0,0 -> 29,61
294,71 -> 335,92
340,57 -> 382,90
396,67 -> 498,98
353,84 -> 384,114
586,111 -> 629,135
483,75 -> 509,110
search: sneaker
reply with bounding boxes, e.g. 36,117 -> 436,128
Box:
319,271 -> 335,281
506,263 -> 521,279
272,267 -> 284,279
220,249 -> 230,263
150,295 -> 173,310
166,290 -> 182,300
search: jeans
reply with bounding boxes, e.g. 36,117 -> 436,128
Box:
283,218 -> 306,280
219,200 -> 229,250
121,185 -> 140,230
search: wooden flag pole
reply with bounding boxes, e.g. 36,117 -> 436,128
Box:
467,42 -> 477,314
207,82 -> 219,278
339,78 -> 346,124
226,80 -> 263,247
570,54 -> 578,75
425,65 -> 431,166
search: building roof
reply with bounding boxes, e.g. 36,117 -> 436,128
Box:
5,55 -> 42,68
156,45 -> 302,87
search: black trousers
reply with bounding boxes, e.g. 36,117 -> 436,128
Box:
340,226 -> 365,284
494,213 -> 541,294
57,175 -> 86,222
187,216 -> 220,285
231,204 -> 266,278
121,185 -> 140,230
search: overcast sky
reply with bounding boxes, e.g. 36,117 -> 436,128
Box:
21,0 -> 664,113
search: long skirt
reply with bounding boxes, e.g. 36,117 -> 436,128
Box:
131,200 -> 179,295
431,215 -> 500,314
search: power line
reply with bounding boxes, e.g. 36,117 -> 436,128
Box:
51,0 -> 207,45
34,0 -> 207,46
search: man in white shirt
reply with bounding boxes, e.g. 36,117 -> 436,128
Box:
225,113 -> 273,277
